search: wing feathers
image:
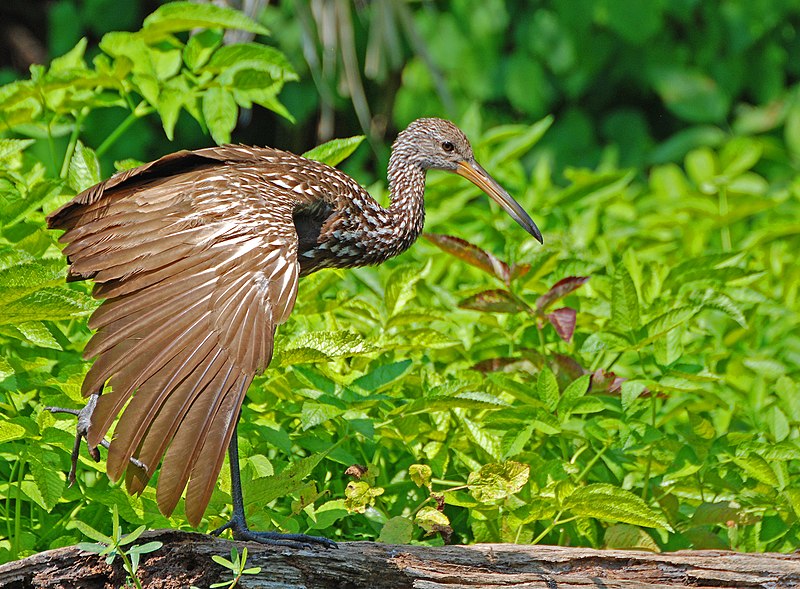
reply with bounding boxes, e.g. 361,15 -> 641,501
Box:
54,149 -> 304,525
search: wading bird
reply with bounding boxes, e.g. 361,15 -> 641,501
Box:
47,118 -> 542,547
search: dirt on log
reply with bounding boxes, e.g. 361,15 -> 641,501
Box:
0,529 -> 798,588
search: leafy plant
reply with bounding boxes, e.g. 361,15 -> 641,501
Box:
73,505 -> 162,589
209,547 -> 261,589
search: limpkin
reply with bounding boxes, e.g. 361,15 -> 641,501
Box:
47,118 -> 542,547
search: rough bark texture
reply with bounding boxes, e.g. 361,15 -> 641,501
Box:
1,529 -> 798,589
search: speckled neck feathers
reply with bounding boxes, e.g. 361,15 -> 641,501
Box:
296,135 -> 428,274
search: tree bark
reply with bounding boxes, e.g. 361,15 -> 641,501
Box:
0,529 -> 798,589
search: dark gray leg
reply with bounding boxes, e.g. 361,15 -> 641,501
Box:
211,424 -> 336,549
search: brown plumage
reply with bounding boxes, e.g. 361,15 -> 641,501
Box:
48,118 -> 542,531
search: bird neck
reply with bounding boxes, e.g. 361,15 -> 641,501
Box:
383,156 -> 426,250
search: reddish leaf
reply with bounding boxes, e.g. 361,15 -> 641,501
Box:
547,307 -> 577,342
550,353 -> 585,385
459,289 -> 532,314
590,369 -> 624,394
510,263 -> 531,280
472,356 -> 538,373
536,276 -> 590,312
425,233 -> 511,285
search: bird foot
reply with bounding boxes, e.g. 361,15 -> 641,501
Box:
46,393 -> 147,485
211,515 -> 337,549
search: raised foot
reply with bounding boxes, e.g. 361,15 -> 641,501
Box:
211,516 -> 337,549
46,395 -> 147,485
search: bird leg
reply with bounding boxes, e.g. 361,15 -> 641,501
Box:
45,390 -> 147,485
211,425 -> 337,549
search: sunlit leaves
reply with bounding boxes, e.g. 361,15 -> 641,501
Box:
67,141 -> 101,193
564,484 -> 672,531
203,87 -> 238,145
344,481 -> 384,513
141,1 -> 270,37
612,264 -> 640,334
303,136 -> 365,167
467,461 -> 530,502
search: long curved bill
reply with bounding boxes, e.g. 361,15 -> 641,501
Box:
456,160 -> 543,243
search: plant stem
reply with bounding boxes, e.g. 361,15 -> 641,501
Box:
719,185 -> 731,251
575,442 -> 610,484
14,458 -> 25,561
60,109 -> 88,179
531,510 -> 563,545
96,105 -> 153,158
6,460 -> 18,559
116,546 -> 144,589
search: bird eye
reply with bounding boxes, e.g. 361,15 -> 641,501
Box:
441,141 -> 454,152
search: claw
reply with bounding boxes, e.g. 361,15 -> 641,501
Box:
46,391 -> 148,485
211,514 -> 337,549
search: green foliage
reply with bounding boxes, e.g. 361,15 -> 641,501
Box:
208,547 -> 261,589
74,505 -> 162,589
1,0 -> 799,565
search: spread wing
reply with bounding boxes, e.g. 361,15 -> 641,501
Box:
48,147 -> 303,525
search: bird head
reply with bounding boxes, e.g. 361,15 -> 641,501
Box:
394,118 -> 543,243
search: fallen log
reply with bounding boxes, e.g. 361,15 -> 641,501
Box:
0,529 -> 797,589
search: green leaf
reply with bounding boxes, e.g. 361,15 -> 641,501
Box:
642,306 -> 699,344
282,330 -> 372,359
50,38 -> 88,72
653,68 -> 729,124
0,420 -> 25,443
691,502 -> 742,526
611,264 -> 640,333
67,140 -> 101,193
156,77 -> 188,141
414,506 -> 451,537
501,423 -> 535,459
142,1 -> 269,37
385,264 -> 425,316
300,402 -> 344,430
379,516 -> 414,544
183,29 -> 223,71
352,360 -> 412,392
211,554 -> 235,569
27,448 -> 65,511
203,87 -> 238,144
302,136 -> 365,167
245,453 -> 327,508
0,287 -> 96,325
0,138 -> 35,160
604,524 -> 660,552
204,44 -> 295,81
692,289 -> 747,328
558,374 -> 591,416
8,321 -> 61,350
344,481 -> 384,513
467,461 -> 530,502
537,367 -> 559,412
409,464 -> 432,488
128,541 -> 163,555
69,519 -> 113,544
732,455 -> 780,488
563,484 -> 672,530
